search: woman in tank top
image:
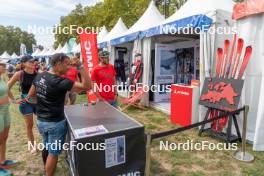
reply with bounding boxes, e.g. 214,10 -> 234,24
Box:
0,61 -> 17,175
8,55 -> 38,155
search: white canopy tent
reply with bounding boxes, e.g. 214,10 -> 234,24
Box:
11,52 -> 18,59
162,0 -> 232,24
70,43 -> 78,53
32,48 -> 41,57
60,43 -> 69,54
97,26 -> 108,45
99,18 -> 129,64
45,48 -> 55,56
72,43 -> 81,53
0,51 -> 11,63
99,1 -> 164,98
53,44 -> 62,54
147,0 -> 235,79
99,18 -> 128,48
110,1 -> 165,49
234,0 -> 264,151
124,0 -> 234,107
38,48 -> 48,57
0,51 -> 11,59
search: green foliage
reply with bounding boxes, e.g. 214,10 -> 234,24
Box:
155,0 -> 187,17
54,1 -> 152,48
0,25 -> 36,55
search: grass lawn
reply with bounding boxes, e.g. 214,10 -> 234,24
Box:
5,87 -> 264,176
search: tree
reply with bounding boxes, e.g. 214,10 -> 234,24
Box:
54,1 -> 151,47
0,25 -> 36,55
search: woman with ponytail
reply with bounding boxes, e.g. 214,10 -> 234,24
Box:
8,55 -> 38,155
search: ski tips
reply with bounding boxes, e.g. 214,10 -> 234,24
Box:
245,46 -> 253,53
237,38 -> 244,50
237,45 -> 253,79
224,40 -> 230,51
217,48 -> 223,54
224,39 -> 230,46
238,38 -> 244,43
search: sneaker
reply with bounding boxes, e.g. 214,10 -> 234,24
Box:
0,160 -> 18,169
0,168 -> 12,176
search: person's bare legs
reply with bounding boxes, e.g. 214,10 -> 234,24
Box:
45,154 -> 58,176
0,126 -> 10,163
24,115 -> 36,154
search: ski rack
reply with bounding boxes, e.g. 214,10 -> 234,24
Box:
198,107 -> 242,143
144,106 -> 247,176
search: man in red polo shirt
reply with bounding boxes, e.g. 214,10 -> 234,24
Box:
91,51 -> 118,107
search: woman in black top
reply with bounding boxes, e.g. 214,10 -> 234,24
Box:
8,55 -> 37,155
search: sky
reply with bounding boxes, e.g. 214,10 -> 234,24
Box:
0,0 -> 102,49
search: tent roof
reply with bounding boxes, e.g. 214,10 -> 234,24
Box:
32,48 -> 41,57
164,0 -> 234,24
70,42 -> 77,53
54,44 -> 62,54
72,43 -> 81,53
126,1 -> 164,34
99,18 -> 128,48
60,43 -> 69,54
45,48 -> 55,56
97,26 -> 108,43
38,48 -> 48,56
110,1 -> 164,45
0,51 -> 11,59
136,0 -> 234,39
11,52 -> 18,59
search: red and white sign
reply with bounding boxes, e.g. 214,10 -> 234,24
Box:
79,32 -> 98,103
170,84 -> 200,126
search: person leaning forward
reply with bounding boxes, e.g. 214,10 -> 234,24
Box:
26,53 -> 92,176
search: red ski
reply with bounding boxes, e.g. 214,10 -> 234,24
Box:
225,34 -> 237,78
215,48 -> 223,77
215,40 -> 229,131
220,40 -> 230,77
237,46 -> 253,79
211,48 -> 223,131
231,38 -> 244,78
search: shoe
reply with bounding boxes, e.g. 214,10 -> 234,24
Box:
0,168 -> 12,176
0,160 -> 18,169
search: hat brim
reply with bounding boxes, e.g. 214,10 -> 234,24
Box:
22,58 -> 35,62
